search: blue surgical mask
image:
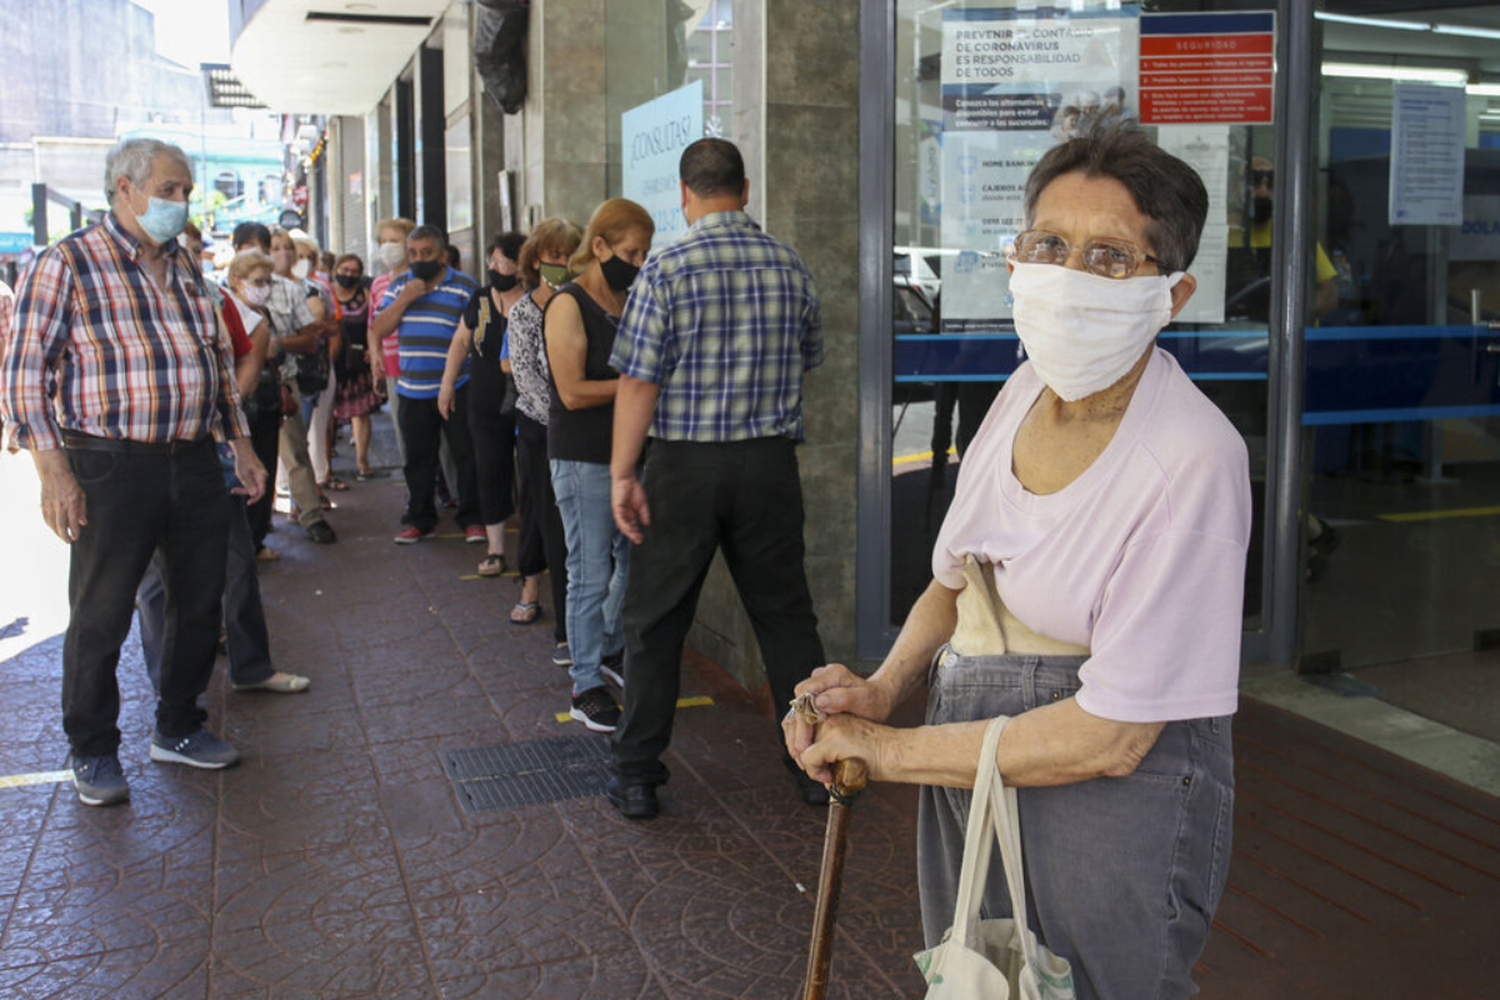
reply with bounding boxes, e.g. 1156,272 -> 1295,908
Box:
135,195 -> 189,245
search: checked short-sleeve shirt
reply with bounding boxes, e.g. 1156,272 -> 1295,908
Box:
1,213 -> 248,451
609,210 -> 822,442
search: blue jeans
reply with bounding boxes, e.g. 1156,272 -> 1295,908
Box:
549,459 -> 628,693
917,648 -> 1234,1000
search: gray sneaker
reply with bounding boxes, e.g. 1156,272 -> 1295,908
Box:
72,753 -> 129,806
149,728 -> 241,769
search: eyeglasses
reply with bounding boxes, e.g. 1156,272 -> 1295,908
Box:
1007,229 -> 1170,279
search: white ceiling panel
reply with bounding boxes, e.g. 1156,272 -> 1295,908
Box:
230,0 -> 454,115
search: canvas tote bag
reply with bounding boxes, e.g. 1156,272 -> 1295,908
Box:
914,716 -> 1075,999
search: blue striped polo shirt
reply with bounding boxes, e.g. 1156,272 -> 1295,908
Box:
380,265 -> 479,400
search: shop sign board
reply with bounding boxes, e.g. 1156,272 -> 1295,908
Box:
621,81 -> 703,251
1139,12 -> 1275,125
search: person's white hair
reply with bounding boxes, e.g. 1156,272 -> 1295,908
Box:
104,138 -> 192,204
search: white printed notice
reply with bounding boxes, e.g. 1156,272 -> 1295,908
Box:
621,81 -> 703,250
1389,83 -> 1465,227
1156,125 -> 1230,324
939,5 -> 1139,326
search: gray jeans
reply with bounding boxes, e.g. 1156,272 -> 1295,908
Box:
917,647 -> 1234,1000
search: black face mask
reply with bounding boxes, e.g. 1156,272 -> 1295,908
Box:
489,269 -> 518,292
1252,195 -> 1274,224
334,273 -> 360,289
599,253 -> 639,292
410,259 -> 444,282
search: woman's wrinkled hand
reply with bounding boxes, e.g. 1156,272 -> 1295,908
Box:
796,715 -> 896,787
782,663 -> 897,781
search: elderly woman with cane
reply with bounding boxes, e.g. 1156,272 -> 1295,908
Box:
786,124 -> 1249,999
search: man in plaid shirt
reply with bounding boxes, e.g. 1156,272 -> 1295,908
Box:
606,138 -> 827,819
0,138 -> 266,807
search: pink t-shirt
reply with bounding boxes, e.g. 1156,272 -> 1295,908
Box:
933,348 -> 1251,723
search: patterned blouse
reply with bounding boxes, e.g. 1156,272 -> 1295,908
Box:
505,290 -> 551,424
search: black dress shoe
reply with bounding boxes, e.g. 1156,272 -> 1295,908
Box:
606,775 -> 659,820
305,521 -> 337,544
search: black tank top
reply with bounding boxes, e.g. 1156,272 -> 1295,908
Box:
545,283 -> 619,464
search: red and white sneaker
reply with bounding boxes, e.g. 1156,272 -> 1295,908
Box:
464,525 -> 487,544
394,526 -> 434,545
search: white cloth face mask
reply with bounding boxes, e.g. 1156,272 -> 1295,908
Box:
291,258 -> 312,280
378,241 -> 405,270
1009,261 -> 1184,401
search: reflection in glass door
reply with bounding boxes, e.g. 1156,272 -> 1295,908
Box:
1301,8 -> 1500,670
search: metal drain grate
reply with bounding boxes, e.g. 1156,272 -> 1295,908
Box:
440,735 -> 612,815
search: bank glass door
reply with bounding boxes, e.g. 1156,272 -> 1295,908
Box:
885,0 -> 1280,645
1300,6 -> 1500,670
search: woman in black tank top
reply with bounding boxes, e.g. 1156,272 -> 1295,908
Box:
543,197 -> 654,734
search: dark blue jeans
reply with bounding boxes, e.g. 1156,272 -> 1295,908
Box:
137,492 -> 275,692
62,440 -> 229,757
917,648 -> 1235,1000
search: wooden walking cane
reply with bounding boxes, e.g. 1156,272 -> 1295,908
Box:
795,693 -> 870,1000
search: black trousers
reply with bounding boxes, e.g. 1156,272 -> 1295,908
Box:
516,413 -> 568,644
612,437 -> 825,784
467,362 -> 517,527
137,491 -> 275,691
62,440 -> 229,757
399,388 -> 480,531
245,406 -> 281,549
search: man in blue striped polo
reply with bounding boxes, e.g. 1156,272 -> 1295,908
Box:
607,138 -> 828,819
370,225 -> 482,543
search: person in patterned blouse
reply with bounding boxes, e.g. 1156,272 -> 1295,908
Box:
503,218 -> 581,646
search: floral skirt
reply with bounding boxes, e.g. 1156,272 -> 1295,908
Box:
334,366 -> 380,421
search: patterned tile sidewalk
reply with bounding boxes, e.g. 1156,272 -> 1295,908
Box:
1,438 -> 1496,997
0,464 -> 927,999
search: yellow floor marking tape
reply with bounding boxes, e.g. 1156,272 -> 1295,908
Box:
892,447 -> 956,467
554,695 -> 713,724
460,572 -> 520,580
1378,504 -> 1500,523
0,770 -> 73,790
460,574 -> 481,580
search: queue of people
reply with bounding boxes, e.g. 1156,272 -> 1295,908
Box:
0,126 -> 1249,998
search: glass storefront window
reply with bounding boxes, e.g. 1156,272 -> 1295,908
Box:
889,0 -> 1279,631
1299,7 -> 1500,670
601,1 -> 759,238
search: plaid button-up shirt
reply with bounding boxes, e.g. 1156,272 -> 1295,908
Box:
610,211 -> 823,442
0,212 -> 248,451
